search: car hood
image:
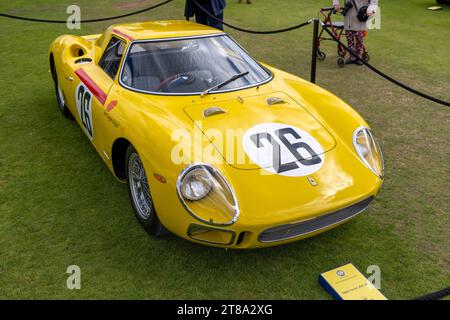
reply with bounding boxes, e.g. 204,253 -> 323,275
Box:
183,91 -> 337,170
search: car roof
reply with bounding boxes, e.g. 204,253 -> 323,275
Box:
110,20 -> 224,41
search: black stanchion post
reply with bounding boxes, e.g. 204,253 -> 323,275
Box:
310,18 -> 319,83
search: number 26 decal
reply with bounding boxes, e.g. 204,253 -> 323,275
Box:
75,83 -> 94,140
243,123 -> 325,177
250,127 -> 321,173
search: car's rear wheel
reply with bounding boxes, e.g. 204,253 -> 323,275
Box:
126,145 -> 168,237
52,67 -> 73,119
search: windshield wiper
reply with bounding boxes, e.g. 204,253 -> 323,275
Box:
201,71 -> 249,97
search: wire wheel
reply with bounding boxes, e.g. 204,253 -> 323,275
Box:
128,152 -> 153,221
56,81 -> 66,112
52,65 -> 72,119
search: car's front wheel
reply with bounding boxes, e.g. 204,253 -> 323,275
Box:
126,145 -> 168,237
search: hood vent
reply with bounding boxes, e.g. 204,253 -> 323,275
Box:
203,106 -> 226,118
266,97 -> 287,106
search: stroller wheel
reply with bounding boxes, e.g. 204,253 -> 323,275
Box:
363,52 -> 370,62
337,57 -> 345,68
317,50 -> 326,61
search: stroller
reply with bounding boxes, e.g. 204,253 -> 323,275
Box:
317,6 -> 370,67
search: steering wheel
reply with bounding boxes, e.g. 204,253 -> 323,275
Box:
156,73 -> 196,92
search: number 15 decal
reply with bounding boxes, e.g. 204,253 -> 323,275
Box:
243,123 -> 324,177
75,83 -> 94,140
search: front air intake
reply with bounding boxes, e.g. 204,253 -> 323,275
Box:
259,196 -> 374,243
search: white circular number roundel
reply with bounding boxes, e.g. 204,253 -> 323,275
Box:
243,123 -> 325,177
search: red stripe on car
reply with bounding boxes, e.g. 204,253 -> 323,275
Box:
75,69 -> 107,105
112,29 -> 134,42
106,100 -> 118,112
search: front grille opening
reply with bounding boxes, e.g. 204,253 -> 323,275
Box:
187,224 -> 236,245
259,196 -> 374,243
236,232 -> 246,245
235,231 -> 253,247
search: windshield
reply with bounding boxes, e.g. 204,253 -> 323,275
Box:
120,35 -> 272,95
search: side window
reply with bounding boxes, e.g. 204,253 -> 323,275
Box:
98,37 -> 126,80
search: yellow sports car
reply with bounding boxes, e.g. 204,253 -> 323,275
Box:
49,20 -> 384,248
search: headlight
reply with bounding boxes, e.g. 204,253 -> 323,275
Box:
179,167 -> 213,201
353,127 -> 384,178
177,164 -> 239,226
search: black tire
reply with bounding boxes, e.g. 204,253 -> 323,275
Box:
337,57 -> 345,68
126,145 -> 168,237
317,50 -> 326,61
52,66 -> 73,119
436,0 -> 450,5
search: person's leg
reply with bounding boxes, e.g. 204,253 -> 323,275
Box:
345,31 -> 356,64
355,31 -> 364,65
194,5 -> 208,25
207,12 -> 224,30
195,1 -> 217,27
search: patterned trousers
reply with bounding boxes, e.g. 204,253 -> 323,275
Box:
346,31 -> 364,60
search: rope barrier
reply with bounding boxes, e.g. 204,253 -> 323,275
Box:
320,23 -> 450,107
192,1 -> 449,107
415,286 -> 450,300
192,0 -> 312,34
0,0 -> 173,23
1,0 -> 448,107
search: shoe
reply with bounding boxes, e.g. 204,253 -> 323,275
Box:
356,59 -> 364,65
345,58 -> 356,65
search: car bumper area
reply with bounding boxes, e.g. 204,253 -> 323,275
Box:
258,196 -> 374,243
182,194 -> 376,249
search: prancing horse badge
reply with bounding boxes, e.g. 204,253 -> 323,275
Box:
307,177 -> 318,186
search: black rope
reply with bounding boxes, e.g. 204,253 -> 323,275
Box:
0,0 -> 173,23
415,286 -> 450,300
192,2 -> 449,107
321,24 -> 450,107
192,0 -> 312,34
3,0 -> 448,108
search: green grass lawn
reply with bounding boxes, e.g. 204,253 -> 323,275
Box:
0,0 -> 449,299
